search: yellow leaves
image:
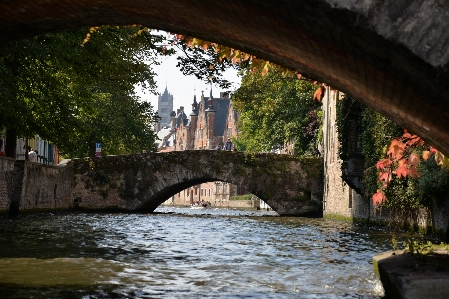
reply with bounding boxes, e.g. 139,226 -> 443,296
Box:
171,33 -> 303,79
387,139 -> 405,160
81,26 -> 100,46
435,151 -> 449,169
261,62 -> 270,76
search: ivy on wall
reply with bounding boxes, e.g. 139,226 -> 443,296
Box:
336,96 -> 449,223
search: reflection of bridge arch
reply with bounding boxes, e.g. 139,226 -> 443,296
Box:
71,151 -> 323,216
3,1 -> 449,154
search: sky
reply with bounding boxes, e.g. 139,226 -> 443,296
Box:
135,54 -> 242,113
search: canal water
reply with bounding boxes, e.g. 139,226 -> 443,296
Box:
0,207 -> 391,298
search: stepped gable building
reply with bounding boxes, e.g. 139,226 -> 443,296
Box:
156,86 -> 174,129
157,89 -> 246,206
173,89 -> 235,151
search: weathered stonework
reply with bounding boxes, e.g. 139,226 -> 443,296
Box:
69,151 -> 323,216
0,157 -> 15,213
1,1 -> 449,155
322,89 -> 370,221
0,156 -> 73,215
20,162 -> 73,211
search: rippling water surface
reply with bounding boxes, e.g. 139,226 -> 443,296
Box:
0,207 -> 391,298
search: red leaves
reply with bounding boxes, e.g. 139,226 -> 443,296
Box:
372,131 -> 447,208
391,159 -> 407,178
376,158 -> 391,170
313,85 -> 326,102
408,165 -> 420,178
408,153 -> 420,167
379,171 -> 390,183
372,190 -> 385,207
372,130 -> 424,207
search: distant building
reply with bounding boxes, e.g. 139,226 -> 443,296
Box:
0,133 -> 59,165
156,86 -> 174,130
156,89 -> 249,206
175,90 -> 234,150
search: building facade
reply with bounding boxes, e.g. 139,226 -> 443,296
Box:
0,133 -> 58,165
156,86 -> 174,129
156,89 -> 248,206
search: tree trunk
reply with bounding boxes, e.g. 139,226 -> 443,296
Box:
88,132 -> 96,158
5,128 -> 17,159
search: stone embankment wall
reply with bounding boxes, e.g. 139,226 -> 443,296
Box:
20,162 -> 72,211
0,156 -> 72,214
0,157 -> 15,212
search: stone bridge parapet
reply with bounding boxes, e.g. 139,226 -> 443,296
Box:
70,151 -> 323,216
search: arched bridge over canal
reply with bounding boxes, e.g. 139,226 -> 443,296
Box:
2,1 -> 449,155
70,151 -> 323,216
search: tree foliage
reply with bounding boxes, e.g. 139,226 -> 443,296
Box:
0,26 -> 173,158
231,67 -> 321,155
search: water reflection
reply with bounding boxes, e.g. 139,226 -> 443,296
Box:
0,207 -> 389,298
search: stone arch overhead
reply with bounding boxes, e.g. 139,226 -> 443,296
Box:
70,151 -> 323,216
3,0 -> 449,154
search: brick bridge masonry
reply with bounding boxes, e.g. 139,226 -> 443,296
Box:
2,1 -> 449,155
70,151 -> 323,216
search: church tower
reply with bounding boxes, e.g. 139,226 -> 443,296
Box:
157,86 -> 174,128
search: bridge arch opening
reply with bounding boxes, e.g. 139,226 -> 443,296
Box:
154,179 -> 275,212
134,177 -> 274,213
2,1 -> 449,154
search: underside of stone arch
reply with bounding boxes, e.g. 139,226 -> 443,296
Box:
2,0 -> 449,153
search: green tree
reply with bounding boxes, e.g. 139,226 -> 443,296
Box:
231,67 -> 321,155
0,26 -> 172,158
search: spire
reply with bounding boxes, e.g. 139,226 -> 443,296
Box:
190,92 -> 199,116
